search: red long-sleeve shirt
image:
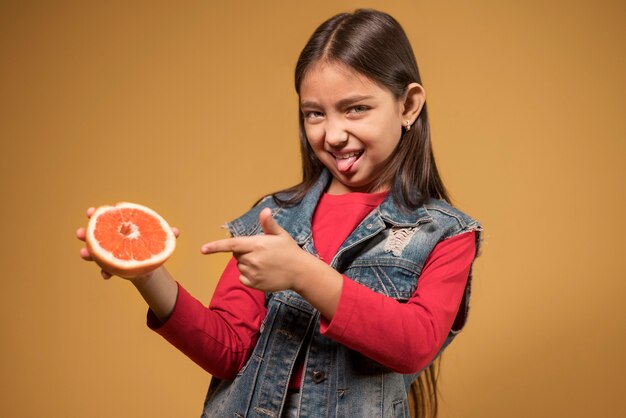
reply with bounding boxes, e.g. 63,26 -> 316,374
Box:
148,192 -> 476,383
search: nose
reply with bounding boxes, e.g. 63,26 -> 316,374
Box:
325,118 -> 348,148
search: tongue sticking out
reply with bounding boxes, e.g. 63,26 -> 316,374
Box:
337,155 -> 359,172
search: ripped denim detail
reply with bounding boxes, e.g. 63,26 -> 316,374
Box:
384,227 -> 419,256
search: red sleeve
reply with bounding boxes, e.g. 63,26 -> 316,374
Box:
147,257 -> 266,380
320,231 -> 476,374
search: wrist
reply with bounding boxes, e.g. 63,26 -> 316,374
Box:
290,253 -> 320,294
290,254 -> 342,320
129,265 -> 178,322
129,265 -> 164,287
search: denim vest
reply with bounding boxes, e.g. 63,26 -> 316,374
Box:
202,171 -> 482,418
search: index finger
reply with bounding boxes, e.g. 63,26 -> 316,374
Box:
201,237 -> 251,255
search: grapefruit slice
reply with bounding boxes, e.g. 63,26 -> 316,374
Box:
86,202 -> 176,277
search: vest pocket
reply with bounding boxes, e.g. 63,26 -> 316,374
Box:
392,399 -> 408,418
343,259 -> 420,300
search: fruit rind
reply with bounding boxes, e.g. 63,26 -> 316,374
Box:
85,202 -> 176,278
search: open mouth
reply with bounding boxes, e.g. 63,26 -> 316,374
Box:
332,151 -> 363,172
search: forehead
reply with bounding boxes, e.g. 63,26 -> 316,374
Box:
299,61 -> 393,102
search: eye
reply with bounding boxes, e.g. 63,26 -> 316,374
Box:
303,110 -> 324,122
348,105 -> 369,115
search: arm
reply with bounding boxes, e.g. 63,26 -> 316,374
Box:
77,208 -> 266,379
148,258 -> 266,379
320,231 -> 476,373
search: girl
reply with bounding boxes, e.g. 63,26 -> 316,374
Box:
77,9 -> 481,418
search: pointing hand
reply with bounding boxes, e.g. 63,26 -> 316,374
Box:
201,208 -> 306,292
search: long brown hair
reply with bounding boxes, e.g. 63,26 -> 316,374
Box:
276,9 -> 449,417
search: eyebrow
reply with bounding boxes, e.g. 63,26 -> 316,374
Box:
300,95 -> 375,109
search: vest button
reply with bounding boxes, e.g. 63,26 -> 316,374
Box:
312,370 -> 326,383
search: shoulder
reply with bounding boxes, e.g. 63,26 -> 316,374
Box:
224,195 -> 277,237
422,199 -> 483,241
224,190 -> 301,237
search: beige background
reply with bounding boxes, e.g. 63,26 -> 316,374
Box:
1,0 -> 624,417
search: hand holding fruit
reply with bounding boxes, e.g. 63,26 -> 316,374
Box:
77,203 -> 179,280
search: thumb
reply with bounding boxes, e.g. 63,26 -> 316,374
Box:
259,208 -> 285,236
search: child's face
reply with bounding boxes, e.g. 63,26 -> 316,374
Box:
299,61 -> 405,194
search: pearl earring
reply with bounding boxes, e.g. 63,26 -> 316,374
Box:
405,120 -> 411,131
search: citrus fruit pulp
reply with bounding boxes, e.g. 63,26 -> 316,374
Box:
86,202 -> 176,277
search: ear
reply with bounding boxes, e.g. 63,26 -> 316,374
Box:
401,82 -> 426,125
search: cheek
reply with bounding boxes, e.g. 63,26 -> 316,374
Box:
304,125 -> 324,149
384,109 -> 404,131
377,112 -> 403,146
